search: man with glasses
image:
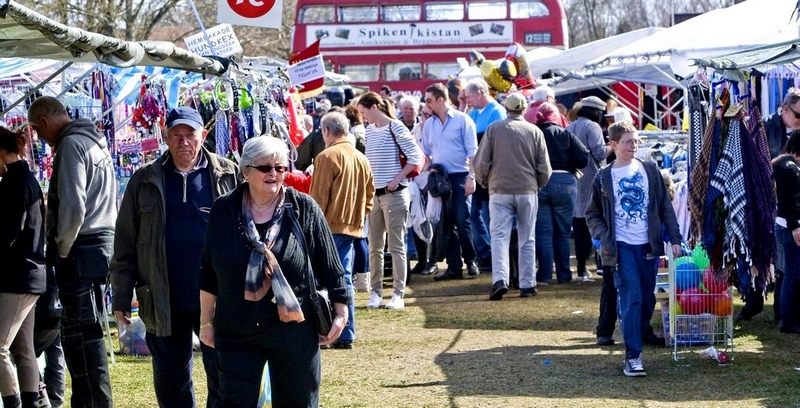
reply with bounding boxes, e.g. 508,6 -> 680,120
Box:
421,83 -> 480,280
111,106 -> 239,407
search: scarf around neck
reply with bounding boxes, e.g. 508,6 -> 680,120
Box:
242,186 -> 286,301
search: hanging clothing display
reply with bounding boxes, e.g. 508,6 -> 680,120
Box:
689,87 -> 776,284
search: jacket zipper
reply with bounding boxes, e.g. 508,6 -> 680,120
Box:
182,173 -> 187,203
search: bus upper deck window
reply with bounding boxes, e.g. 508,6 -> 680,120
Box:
382,5 -> 421,21
299,5 -> 335,23
424,2 -> 463,21
510,0 -> 549,18
467,2 -> 507,20
339,6 -> 378,22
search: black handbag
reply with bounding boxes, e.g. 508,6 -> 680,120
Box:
285,203 -> 333,336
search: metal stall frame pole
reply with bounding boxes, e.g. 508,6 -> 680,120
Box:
0,62 -> 73,116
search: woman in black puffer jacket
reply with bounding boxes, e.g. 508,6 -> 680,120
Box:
534,103 -> 589,284
0,125 -> 46,408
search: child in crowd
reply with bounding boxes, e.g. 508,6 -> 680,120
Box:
585,121 -> 681,377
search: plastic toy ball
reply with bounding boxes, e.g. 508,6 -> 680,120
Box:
702,269 -> 729,294
669,301 -> 684,316
675,262 -> 701,291
711,293 -> 733,316
717,351 -> 730,365
679,287 -> 706,314
692,245 -> 711,270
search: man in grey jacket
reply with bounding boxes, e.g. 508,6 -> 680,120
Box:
474,92 -> 552,301
28,96 -> 117,408
110,107 -> 239,407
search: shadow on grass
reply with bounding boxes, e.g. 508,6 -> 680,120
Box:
397,273 -> 800,406
381,328 -> 796,407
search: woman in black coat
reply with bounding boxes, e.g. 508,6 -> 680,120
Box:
0,126 -> 46,408
774,130 -> 800,334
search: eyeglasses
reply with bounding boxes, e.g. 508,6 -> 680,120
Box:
248,164 -> 288,174
786,104 -> 800,119
618,139 -> 641,146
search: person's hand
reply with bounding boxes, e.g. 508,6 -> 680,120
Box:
672,244 -> 682,258
793,228 -> 800,246
388,178 -> 400,191
465,177 -> 476,196
318,313 -> 348,346
113,310 -> 131,326
458,89 -> 467,108
199,323 -> 215,348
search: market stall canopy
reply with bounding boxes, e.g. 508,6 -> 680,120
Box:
574,0 -> 800,88
691,39 -> 800,71
0,0 -> 227,75
531,28 -> 662,79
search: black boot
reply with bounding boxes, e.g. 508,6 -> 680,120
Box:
21,391 -> 39,408
3,394 -> 21,408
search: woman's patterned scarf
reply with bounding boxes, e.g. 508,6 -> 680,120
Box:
242,187 -> 285,301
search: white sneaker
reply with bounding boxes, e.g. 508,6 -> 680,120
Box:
367,292 -> 382,309
385,294 -> 405,310
582,271 -> 596,282
355,272 -> 370,292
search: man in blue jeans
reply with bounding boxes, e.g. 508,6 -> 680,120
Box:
310,111 -> 374,348
422,83 -> 480,280
464,79 -> 506,271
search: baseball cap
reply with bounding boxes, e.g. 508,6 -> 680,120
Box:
504,92 -> 527,112
166,107 -> 204,130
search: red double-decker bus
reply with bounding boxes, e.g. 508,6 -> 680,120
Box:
292,0 -> 568,98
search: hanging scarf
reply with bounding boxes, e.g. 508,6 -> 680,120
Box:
215,110 -> 230,158
242,187 -> 285,301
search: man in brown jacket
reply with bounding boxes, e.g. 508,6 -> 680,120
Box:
474,92 -> 552,301
310,111 -> 375,348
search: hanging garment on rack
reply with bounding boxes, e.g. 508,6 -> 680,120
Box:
215,110 -> 230,158
742,104 -> 777,280
707,118 -> 748,268
689,113 -> 719,238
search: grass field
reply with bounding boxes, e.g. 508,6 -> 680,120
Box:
94,266 -> 800,408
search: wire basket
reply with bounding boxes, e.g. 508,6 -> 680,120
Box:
666,251 -> 734,364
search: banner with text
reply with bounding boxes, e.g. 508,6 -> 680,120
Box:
218,0 -> 283,29
306,21 -> 514,48
184,24 -> 243,57
287,55 -> 325,88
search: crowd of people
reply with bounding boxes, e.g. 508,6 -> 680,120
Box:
3,82 -> 800,406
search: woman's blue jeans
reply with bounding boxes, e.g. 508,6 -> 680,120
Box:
535,173 -> 577,283
614,242 -> 658,359
777,225 -> 800,330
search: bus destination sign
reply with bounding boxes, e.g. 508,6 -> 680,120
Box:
308,21 -> 514,48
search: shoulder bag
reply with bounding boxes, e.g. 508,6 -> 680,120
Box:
389,124 -> 421,178
285,202 -> 333,336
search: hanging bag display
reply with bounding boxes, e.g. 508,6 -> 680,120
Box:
388,125 -> 421,179
285,203 -> 333,336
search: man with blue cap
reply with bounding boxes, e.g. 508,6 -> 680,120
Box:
111,106 -> 240,407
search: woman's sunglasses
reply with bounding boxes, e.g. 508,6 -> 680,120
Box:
248,164 -> 288,174
787,104 -> 800,119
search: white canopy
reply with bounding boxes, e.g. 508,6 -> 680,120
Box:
530,28 -> 662,79
569,0 -> 800,88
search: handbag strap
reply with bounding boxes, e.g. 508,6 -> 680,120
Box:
387,123 -> 407,159
284,202 -> 319,301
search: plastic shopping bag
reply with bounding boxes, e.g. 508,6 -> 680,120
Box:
426,193 -> 442,225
